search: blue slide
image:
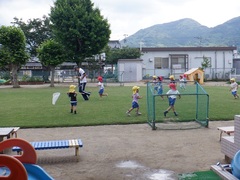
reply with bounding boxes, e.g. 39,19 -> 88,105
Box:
0,164 -> 54,180
232,150 -> 240,179
23,164 -> 54,180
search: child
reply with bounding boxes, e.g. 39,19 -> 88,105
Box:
157,76 -> 164,100
229,78 -> 239,99
164,83 -> 181,117
179,75 -> 186,90
126,86 -> 142,116
97,76 -> 108,97
169,75 -> 176,84
67,85 -> 77,114
152,75 -> 158,94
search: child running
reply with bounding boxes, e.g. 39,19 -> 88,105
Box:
157,76 -> 164,100
152,75 -> 158,94
169,75 -> 176,84
179,75 -> 186,90
97,76 -> 108,97
67,85 -> 77,114
229,78 -> 239,99
126,86 -> 142,116
164,83 -> 181,117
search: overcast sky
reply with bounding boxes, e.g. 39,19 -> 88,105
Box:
0,0 -> 239,40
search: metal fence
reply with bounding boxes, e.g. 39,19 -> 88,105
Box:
143,68 -> 237,81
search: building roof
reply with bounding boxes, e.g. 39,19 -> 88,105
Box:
118,59 -> 143,61
184,68 -> 203,75
141,46 -> 237,52
108,40 -> 121,49
23,62 -> 42,67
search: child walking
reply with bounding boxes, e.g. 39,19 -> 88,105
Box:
229,78 -> 239,99
126,86 -> 142,116
164,83 -> 181,117
67,85 -> 77,114
97,76 -> 108,97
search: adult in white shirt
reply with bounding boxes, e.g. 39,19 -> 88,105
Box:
78,67 -> 87,93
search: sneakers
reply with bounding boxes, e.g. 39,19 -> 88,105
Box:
164,111 -> 168,117
164,111 -> 178,117
126,111 -> 131,116
136,112 -> 142,115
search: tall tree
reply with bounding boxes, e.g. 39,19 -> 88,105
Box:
50,0 -> 111,65
11,16 -> 52,57
106,47 -> 142,68
0,26 -> 29,88
37,39 -> 66,87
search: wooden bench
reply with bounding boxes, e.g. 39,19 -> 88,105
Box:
12,139 -> 83,161
217,126 -> 234,141
9,127 -> 20,138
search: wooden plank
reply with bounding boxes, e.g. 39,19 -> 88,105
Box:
211,165 -> 238,180
217,126 -> 234,141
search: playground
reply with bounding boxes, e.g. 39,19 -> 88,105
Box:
0,81 -> 238,179
9,120 -> 233,180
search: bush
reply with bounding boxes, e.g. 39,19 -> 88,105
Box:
21,74 -> 43,82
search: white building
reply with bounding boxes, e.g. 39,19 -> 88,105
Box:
119,47 -> 237,81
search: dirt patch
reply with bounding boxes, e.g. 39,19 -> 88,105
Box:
12,120 -> 234,180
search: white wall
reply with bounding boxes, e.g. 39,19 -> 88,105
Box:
140,49 -> 234,79
118,59 -> 142,82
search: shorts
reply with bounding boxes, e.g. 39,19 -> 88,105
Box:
132,101 -> 139,109
158,88 -> 163,95
168,97 -> 176,106
70,101 -> 77,106
99,89 -> 104,95
232,91 -> 237,96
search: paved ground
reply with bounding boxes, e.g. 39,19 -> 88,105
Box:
6,120 -> 234,180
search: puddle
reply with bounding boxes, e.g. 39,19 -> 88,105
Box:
116,160 -> 177,179
116,160 -> 144,169
148,169 -> 176,180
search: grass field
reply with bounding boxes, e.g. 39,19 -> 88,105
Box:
0,84 -> 238,128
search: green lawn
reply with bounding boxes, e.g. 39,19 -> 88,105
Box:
0,84 -> 237,128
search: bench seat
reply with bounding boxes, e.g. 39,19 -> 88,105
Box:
12,139 -> 83,160
217,126 -> 234,141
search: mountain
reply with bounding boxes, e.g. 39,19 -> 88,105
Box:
122,17 -> 240,48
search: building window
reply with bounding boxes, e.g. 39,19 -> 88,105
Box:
154,57 -> 169,69
170,54 -> 188,70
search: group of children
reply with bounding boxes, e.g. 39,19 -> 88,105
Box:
67,76 -> 108,114
126,74 -> 182,117
67,74 -> 239,116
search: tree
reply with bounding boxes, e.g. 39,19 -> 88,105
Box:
11,16 -> 52,57
37,39 -> 66,87
50,0 -> 111,65
200,56 -> 211,70
105,47 -> 142,71
0,26 -> 29,88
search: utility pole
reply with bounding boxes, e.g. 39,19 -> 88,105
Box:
123,34 -> 128,44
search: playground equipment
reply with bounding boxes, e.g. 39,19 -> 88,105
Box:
232,150 -> 240,179
147,81 -> 209,130
0,138 -> 53,180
